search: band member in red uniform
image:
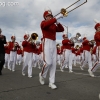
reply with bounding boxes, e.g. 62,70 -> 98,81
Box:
39,9 -> 64,89
16,46 -> 22,65
8,35 -> 19,72
80,37 -> 94,77
61,34 -> 73,73
22,34 -> 36,78
91,22 -> 100,73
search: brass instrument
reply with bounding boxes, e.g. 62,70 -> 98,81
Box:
54,0 -> 87,17
75,45 -> 80,49
89,40 -> 96,46
70,33 -> 82,43
28,33 -> 38,43
13,42 -> 18,51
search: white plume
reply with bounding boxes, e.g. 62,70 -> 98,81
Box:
94,19 -> 99,23
44,6 -> 51,12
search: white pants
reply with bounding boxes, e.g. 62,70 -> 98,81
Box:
91,46 -> 100,72
76,55 -> 81,65
41,38 -> 56,84
16,54 -> 22,65
4,53 -> 10,68
32,53 -> 38,67
22,52 -> 33,76
57,54 -> 61,65
9,51 -> 17,70
92,54 -> 96,66
72,53 -> 76,66
82,50 -> 92,70
61,49 -> 72,71
80,53 -> 84,65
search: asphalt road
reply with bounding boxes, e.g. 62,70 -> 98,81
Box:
0,64 -> 100,100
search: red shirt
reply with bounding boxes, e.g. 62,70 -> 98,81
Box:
57,48 -> 61,55
82,39 -> 91,51
80,47 -> 83,53
8,41 -> 19,51
76,49 -> 80,56
41,18 -> 64,40
94,31 -> 100,46
17,49 -> 22,55
71,47 -> 77,54
92,46 -> 97,54
22,41 -> 36,53
62,39 -> 72,50
5,46 -> 10,54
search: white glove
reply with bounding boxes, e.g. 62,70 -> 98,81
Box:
55,13 -> 63,20
56,21 -> 60,24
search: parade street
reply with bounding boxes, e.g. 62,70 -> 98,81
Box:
0,64 -> 100,100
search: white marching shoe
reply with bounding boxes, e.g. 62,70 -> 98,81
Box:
12,70 -> 15,72
28,75 -> 32,78
39,73 -> 45,85
22,72 -> 25,76
69,70 -> 73,73
88,69 -> 95,77
80,66 -> 84,70
60,67 -> 64,72
65,65 -> 68,68
49,83 -> 57,89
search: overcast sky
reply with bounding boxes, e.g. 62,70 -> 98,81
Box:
0,0 -> 100,44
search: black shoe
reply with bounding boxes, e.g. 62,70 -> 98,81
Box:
0,72 -> 2,75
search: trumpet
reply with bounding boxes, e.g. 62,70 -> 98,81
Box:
54,0 -> 87,17
28,33 -> 38,43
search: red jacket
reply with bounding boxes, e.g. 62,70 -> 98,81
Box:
92,46 -> 97,54
8,42 -> 19,51
71,47 -> 77,54
57,48 -> 61,55
17,49 -> 22,55
82,40 -> 91,51
22,41 -> 36,53
5,46 -> 10,54
62,39 -> 72,50
76,49 -> 81,56
41,18 -> 64,40
94,31 -> 100,46
80,47 -> 83,53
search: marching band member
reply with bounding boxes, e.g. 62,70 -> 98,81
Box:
75,46 -> 81,65
16,46 -> 23,65
4,41 -> 10,69
56,44 -> 62,66
61,34 -> 73,73
0,28 -> 7,75
80,37 -> 94,77
8,35 -> 19,72
71,45 -> 77,66
22,33 -> 36,78
39,9 -> 64,89
32,42 -> 38,68
91,21 -> 100,73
